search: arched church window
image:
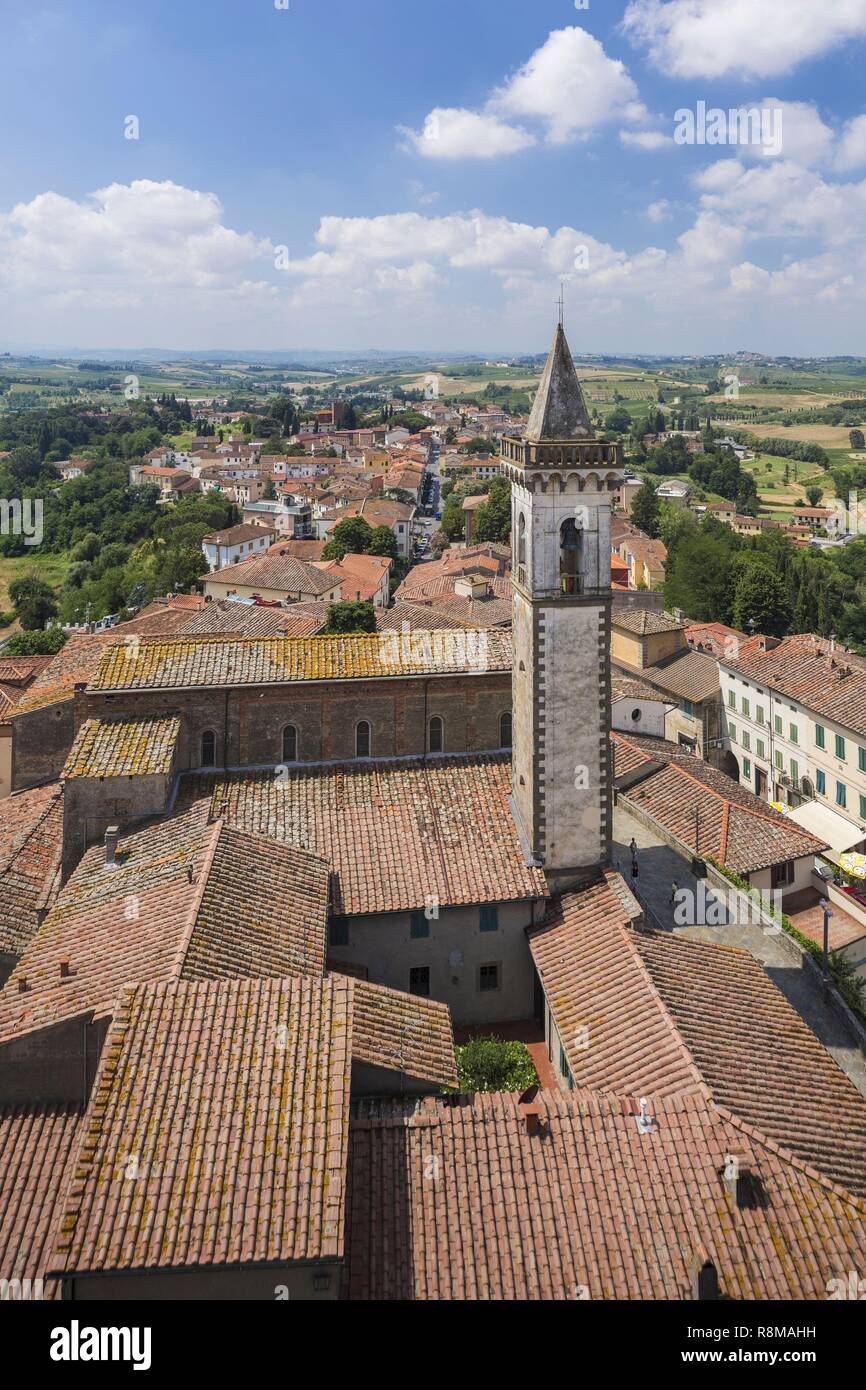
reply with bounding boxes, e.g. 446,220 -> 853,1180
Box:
560,518 -> 582,596
356,720 -> 372,758
282,725 -> 298,763
517,514 -> 527,585
428,716 -> 444,754
500,712 -> 513,749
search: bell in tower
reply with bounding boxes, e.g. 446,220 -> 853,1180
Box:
501,320 -> 625,894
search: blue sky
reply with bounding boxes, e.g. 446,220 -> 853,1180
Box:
1,0 -> 865,354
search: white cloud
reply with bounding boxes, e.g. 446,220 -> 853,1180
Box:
622,0 -> 866,80
492,27 -> 647,145
750,99 -> 834,166
0,181 -> 271,295
401,26 -> 650,159
836,114 -> 866,171
4,162 -> 866,353
620,129 -> 673,151
399,108 -> 534,160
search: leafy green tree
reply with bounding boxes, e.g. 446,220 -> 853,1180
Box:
472,476 -> 512,544
322,516 -> 375,561
3,628 -> 68,656
367,526 -> 398,560
732,565 -> 792,637
664,529 -> 737,623
70,532 -> 101,563
151,543 -> 208,597
454,1037 -> 537,1094
323,601 -> 377,634
630,480 -> 661,539
645,434 -> 691,476
850,429 -> 865,450
605,406 -> 632,434
9,575 -> 58,630
805,486 -> 824,506
658,501 -> 697,551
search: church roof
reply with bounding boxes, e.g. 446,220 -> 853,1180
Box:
525,324 -> 594,441
88,632 -> 512,692
179,755 -> 548,917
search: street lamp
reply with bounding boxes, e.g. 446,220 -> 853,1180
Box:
822,904 -> 834,995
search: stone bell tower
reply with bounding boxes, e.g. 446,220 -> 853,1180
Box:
501,321 -> 624,894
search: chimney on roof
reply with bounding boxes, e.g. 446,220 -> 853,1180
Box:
104,825 -> 121,865
722,1154 -> 754,1208
636,1097 -> 654,1134
17,977 -> 27,993
691,1250 -> 720,1302
59,959 -> 71,979
520,1103 -> 542,1136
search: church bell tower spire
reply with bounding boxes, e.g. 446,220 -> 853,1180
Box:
502,322 -> 625,894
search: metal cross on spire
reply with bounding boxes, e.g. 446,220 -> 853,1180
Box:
557,282 -> 565,328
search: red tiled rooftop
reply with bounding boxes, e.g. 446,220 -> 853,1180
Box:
612,732 -> 828,873
0,1101 -> 84,1299
53,976 -> 353,1275
0,804 -> 331,1043
0,784 -> 64,959
180,755 -> 547,918
344,1089 -> 866,1300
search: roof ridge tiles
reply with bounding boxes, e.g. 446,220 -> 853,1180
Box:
171,818 -> 224,981
613,729 -> 820,835
713,1103 -> 866,1213
0,785 -> 63,879
719,800 -> 730,864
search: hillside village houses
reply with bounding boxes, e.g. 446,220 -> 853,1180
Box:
202,522 -> 277,572
610,608 -> 723,760
719,632 -> 866,859
2,327 -> 865,1302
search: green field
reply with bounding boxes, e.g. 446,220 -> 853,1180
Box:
0,553 -> 72,629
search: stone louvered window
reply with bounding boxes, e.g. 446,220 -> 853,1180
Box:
201,731 -> 217,768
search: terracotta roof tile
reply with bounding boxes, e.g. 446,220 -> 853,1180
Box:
205,552 -> 339,596
529,873 -> 703,1098
53,976 -> 353,1274
0,805 -> 330,1043
612,648 -> 720,702
0,785 -> 65,958
635,930 -> 866,1198
89,631 -> 511,692
722,633 -> 866,739
202,523 -> 277,545
62,716 -> 181,780
613,609 -> 686,636
344,1090 -> 866,1300
348,979 -> 457,1088
0,1102 -> 84,1299
375,603 -> 472,633
610,673 -> 673,705
179,755 -> 546,918
178,600 -> 328,638
612,732 -> 828,873
530,869 -> 866,1197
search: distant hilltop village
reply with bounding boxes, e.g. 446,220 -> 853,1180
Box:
0,325 -> 865,1303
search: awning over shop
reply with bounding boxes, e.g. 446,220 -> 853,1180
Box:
787,801 -> 866,864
